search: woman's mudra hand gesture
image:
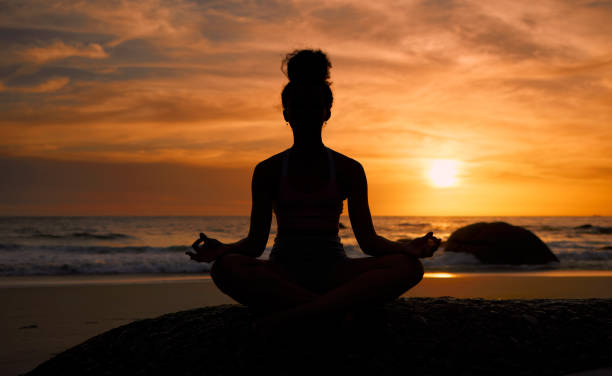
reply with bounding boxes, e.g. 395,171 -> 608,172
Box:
404,232 -> 441,258
186,233 -> 227,263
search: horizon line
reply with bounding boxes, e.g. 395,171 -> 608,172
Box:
0,214 -> 609,218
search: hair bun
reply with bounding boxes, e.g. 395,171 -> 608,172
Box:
283,49 -> 331,84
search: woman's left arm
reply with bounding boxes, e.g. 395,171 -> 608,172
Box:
346,160 -> 440,258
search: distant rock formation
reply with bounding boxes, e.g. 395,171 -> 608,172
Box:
26,298 -> 611,376
445,222 -> 559,264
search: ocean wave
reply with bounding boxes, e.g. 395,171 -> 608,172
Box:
573,224 -> 612,234
1,214 -> 610,276
71,232 -> 131,239
0,244 -> 189,254
398,222 -> 431,227
16,228 -> 132,240
526,225 -> 564,232
422,250 -> 481,267
556,248 -> 612,262
1,246 -> 610,276
488,224 -> 612,235
547,240 -> 586,250
0,258 -> 211,276
0,244 -> 210,276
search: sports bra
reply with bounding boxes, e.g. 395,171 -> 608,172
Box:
272,146 -> 344,238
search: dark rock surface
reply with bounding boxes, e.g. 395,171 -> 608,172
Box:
445,222 -> 559,264
26,298 -> 611,376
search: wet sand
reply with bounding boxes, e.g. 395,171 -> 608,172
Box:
2,272 -> 612,375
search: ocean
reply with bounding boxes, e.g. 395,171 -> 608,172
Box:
0,216 -> 610,276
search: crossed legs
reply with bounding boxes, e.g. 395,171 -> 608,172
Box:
210,251 -> 424,328
210,253 -> 321,316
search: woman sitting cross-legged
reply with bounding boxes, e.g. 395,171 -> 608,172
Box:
186,49 -> 441,340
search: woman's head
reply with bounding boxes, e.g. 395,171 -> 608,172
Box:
281,49 -> 333,129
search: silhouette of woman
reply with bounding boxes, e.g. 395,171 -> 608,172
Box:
187,49 -> 441,339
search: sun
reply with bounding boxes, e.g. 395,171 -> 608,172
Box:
427,159 -> 460,188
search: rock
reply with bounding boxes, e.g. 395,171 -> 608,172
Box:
24,298 -> 612,376
339,222 -> 347,229
445,222 -> 559,265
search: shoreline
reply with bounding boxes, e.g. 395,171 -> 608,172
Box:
1,269 -> 612,288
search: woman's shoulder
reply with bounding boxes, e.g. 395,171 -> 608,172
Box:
253,147 -> 363,177
328,148 -> 364,173
328,148 -> 366,199
252,149 -> 287,180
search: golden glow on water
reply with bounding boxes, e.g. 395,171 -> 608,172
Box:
426,159 -> 460,188
424,270 -> 612,278
1,270 -> 611,289
424,272 -> 456,278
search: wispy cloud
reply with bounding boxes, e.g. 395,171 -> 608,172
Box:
0,76 -> 70,93
20,40 -> 108,63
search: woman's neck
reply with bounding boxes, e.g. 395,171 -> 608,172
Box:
291,140 -> 324,152
291,135 -> 325,154
291,130 -> 324,154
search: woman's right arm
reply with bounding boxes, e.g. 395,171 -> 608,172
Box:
220,162 -> 272,257
347,161 -> 440,258
187,162 -> 272,262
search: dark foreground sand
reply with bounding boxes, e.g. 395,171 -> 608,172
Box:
25,297 -> 611,376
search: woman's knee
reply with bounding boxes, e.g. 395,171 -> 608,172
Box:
387,253 -> 424,284
210,253 -> 245,287
412,257 -> 425,282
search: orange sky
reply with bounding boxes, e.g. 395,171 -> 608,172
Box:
1,0 -> 611,216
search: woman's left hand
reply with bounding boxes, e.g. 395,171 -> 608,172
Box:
405,232 -> 441,258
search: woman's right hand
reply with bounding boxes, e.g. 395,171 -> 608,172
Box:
186,233 -> 228,263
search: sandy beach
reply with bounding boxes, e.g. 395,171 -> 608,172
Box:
2,271 -> 612,375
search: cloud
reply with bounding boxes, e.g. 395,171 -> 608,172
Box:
20,40 -> 108,64
0,76 -> 70,93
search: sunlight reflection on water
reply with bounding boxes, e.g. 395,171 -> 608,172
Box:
424,272 -> 456,278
